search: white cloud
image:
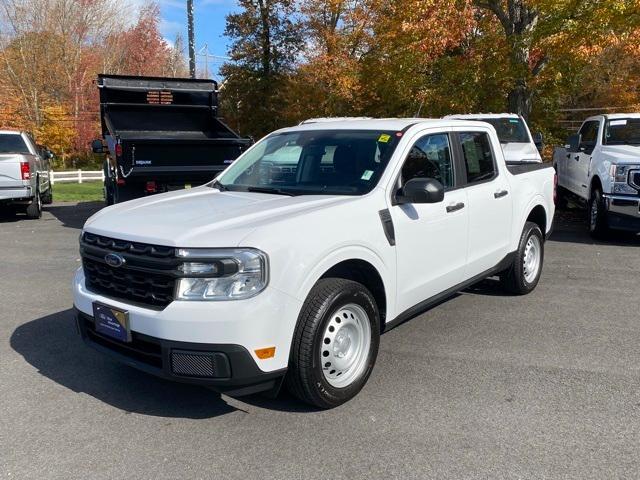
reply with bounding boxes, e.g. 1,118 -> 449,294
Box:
160,19 -> 184,39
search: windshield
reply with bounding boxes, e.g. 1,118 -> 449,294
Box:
604,118 -> 640,145
470,118 -> 530,143
214,130 -> 402,196
0,134 -> 29,154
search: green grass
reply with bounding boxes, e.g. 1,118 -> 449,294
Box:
53,181 -> 104,202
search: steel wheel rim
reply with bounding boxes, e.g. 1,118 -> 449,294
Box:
523,234 -> 541,283
320,303 -> 371,388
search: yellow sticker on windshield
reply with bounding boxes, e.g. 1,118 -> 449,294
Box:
378,134 -> 391,143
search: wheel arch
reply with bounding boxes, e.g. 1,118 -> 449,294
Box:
319,259 -> 387,330
590,175 -> 603,199
295,247 -> 392,333
526,204 -> 547,237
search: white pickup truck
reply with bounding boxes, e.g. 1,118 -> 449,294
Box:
444,113 -> 543,163
553,114 -> 640,237
0,130 -> 53,218
73,118 -> 555,408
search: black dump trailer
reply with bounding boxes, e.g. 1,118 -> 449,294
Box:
93,74 -> 250,204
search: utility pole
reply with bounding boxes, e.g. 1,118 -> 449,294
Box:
187,0 -> 196,78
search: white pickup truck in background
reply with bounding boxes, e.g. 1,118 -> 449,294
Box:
73,118 -> 555,408
444,113 -> 543,163
553,113 -> 640,237
0,130 -> 53,218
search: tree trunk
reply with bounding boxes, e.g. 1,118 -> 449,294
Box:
474,0 -> 540,119
507,80 -> 532,119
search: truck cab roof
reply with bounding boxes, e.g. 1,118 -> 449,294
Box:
287,118 -> 493,133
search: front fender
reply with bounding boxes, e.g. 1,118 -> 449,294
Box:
292,244 -> 397,321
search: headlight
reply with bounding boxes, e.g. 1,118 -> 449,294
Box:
609,164 -> 638,194
175,248 -> 268,301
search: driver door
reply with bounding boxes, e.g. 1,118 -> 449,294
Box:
570,120 -> 599,197
389,132 -> 469,314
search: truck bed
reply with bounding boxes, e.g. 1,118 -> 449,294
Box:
506,161 -> 553,176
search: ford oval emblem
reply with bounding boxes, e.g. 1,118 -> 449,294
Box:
104,253 -> 126,268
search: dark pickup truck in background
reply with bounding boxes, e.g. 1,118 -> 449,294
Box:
93,74 -> 251,204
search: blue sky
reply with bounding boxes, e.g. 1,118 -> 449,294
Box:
156,0 -> 240,79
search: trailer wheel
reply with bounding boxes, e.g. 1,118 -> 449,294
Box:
286,278 -> 380,409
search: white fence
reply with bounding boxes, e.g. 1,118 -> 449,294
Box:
50,170 -> 104,184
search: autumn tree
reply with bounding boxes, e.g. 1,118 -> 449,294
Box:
0,0 -> 183,160
473,0 -> 640,119
220,0 -> 303,137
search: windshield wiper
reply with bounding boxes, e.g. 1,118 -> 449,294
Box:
246,186 -> 295,196
210,179 -> 228,191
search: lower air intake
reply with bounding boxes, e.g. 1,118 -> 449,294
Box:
170,350 -> 230,378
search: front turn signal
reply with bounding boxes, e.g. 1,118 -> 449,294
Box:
255,347 -> 276,359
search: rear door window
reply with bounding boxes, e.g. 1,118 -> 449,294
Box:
459,132 -> 496,184
0,134 -> 30,154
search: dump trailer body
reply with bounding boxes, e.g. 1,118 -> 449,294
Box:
97,74 -> 250,203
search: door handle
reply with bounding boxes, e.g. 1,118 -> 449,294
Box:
494,189 -> 509,199
574,155 -> 580,161
446,202 -> 465,213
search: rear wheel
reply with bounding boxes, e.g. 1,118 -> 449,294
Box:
286,278 -> 380,409
588,188 -> 608,239
501,221 -> 544,295
25,189 -> 42,219
42,184 -> 53,204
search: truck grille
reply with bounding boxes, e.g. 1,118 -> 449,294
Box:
80,233 -> 177,309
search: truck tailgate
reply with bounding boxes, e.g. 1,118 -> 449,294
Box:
0,154 -> 26,188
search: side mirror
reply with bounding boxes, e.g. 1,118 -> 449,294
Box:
566,133 -> 581,153
45,149 -> 54,160
397,178 -> 445,204
532,132 -> 544,152
91,139 -> 105,153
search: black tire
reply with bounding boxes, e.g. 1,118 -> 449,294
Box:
25,189 -> 42,219
555,185 -> 569,210
588,188 -> 608,239
501,221 -> 544,295
115,184 -> 138,203
42,184 -> 53,204
104,180 -> 115,206
286,278 -> 380,409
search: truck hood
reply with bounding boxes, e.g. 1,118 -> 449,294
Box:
501,142 -> 541,162
600,145 -> 640,164
83,186 -> 352,247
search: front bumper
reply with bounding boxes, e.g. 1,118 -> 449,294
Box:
76,310 -> 285,395
73,268 -> 302,394
603,194 -> 640,231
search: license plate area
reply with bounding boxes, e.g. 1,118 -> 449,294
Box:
93,302 -> 131,343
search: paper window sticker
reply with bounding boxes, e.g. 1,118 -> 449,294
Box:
361,170 -> 374,180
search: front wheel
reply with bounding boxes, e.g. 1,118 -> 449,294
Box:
588,188 -> 608,239
286,278 -> 380,409
501,221 -> 544,295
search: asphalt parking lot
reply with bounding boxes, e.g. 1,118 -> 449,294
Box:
2,201 -> 640,479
